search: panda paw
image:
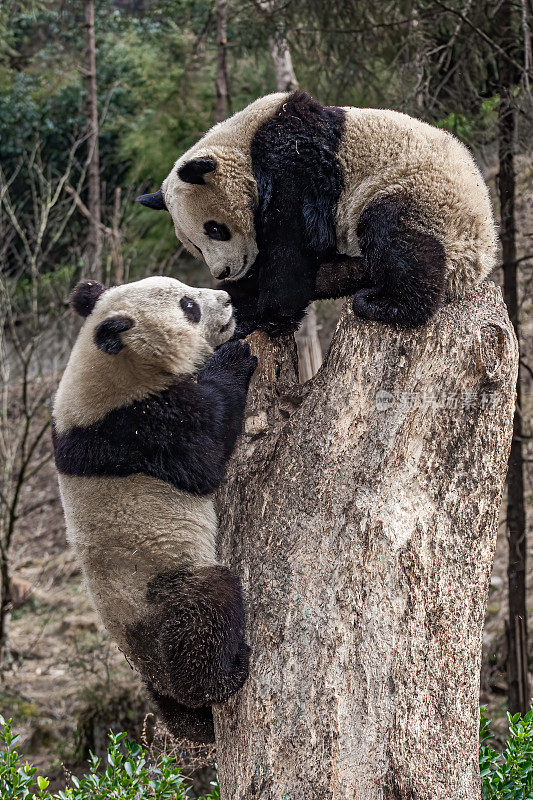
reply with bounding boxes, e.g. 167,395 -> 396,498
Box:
352,288 -> 401,325
210,340 -> 258,384
353,288 -> 434,328
147,687 -> 215,744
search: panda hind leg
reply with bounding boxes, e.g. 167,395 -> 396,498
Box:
147,565 -> 249,707
353,194 -> 447,327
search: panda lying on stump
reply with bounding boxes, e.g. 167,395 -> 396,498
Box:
52,277 -> 257,743
138,91 -> 497,337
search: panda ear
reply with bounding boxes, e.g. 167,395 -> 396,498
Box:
178,157 -> 217,185
70,281 -> 107,318
94,315 -> 135,355
136,189 -> 167,210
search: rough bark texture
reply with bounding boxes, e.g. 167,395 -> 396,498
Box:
497,0 -> 529,716
214,283 -> 518,800
84,0 -> 102,280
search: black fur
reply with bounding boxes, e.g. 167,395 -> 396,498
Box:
146,692 -> 215,743
94,315 -> 135,355
352,194 -> 446,327
231,91 -> 346,336
52,340 -> 257,495
313,255 -> 366,300
204,220 -> 231,241
127,565 -> 249,743
136,189 -> 167,210
180,296 -> 201,324
178,157 -> 217,185
70,280 -> 107,318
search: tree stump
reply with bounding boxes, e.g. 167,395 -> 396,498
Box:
214,283 -> 518,800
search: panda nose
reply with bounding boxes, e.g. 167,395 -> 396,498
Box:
217,267 -> 230,280
218,291 -> 231,306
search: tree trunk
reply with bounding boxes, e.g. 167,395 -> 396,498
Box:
214,283 -> 518,800
84,0 -> 102,280
254,0 -> 300,93
215,0 -> 229,124
112,186 -> 124,285
0,556 -> 12,666
496,0 -> 529,717
268,31 -> 299,92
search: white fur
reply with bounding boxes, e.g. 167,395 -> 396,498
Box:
58,473 -> 217,667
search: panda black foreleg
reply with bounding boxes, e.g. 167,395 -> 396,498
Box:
197,340 -> 257,462
218,272 -> 259,338
313,255 -> 366,300
254,245 -> 319,336
353,194 -> 446,327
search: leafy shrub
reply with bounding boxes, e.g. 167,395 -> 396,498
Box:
2,710 -> 532,799
0,716 -> 218,799
480,706 -> 533,799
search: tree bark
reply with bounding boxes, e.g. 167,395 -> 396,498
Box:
214,283 -> 518,800
84,0 -> 102,280
215,0 -> 230,124
496,0 -> 530,717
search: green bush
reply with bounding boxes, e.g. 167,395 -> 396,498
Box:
480,706 -> 533,799
2,709 -> 532,799
0,716 -> 218,799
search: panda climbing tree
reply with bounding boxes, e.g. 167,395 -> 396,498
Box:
53,277 -> 257,744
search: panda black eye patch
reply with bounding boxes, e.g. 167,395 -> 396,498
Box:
180,296 -> 201,323
204,221 -> 231,241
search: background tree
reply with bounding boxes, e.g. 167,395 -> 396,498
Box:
83,0 -> 102,280
496,0 -> 530,717
0,150 -> 76,663
215,0 -> 229,123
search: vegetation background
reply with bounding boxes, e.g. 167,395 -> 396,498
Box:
0,0 -> 531,796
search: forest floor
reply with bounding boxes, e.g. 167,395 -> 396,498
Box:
1,156 -> 532,790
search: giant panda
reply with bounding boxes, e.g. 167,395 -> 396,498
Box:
52,276 -> 257,743
138,91 -> 497,336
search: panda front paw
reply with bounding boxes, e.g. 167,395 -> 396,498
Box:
352,288 -> 434,328
353,288 -> 401,325
210,340 -> 258,384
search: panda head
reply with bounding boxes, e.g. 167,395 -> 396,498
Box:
137,148 -> 258,283
54,276 -> 236,431
69,276 -> 234,375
